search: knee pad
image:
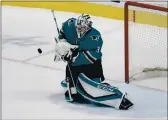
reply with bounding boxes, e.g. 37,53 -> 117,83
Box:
61,80 -> 67,88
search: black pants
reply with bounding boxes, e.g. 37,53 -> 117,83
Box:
66,60 -> 105,87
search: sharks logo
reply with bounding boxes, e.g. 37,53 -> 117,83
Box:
91,35 -> 100,41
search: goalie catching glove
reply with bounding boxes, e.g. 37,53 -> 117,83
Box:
54,38 -> 79,62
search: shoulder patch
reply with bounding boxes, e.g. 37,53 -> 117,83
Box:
68,18 -> 76,26
91,35 -> 100,41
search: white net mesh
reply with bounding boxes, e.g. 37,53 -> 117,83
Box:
139,1 -> 168,8
128,2 -> 168,80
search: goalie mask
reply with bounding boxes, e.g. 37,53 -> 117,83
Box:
75,14 -> 92,38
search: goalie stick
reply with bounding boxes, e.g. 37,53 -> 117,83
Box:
51,10 -> 60,60
51,10 -> 77,100
51,10 -> 60,37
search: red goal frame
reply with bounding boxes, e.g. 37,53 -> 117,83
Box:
124,1 -> 168,83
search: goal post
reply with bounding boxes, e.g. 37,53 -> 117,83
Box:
124,1 -> 168,83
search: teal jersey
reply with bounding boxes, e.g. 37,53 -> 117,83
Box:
59,18 -> 103,66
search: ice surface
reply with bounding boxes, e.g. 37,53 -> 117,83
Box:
2,6 -> 167,119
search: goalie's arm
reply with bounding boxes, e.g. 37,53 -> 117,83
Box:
58,28 -> 66,40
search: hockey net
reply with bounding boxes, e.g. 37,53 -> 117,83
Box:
124,1 -> 168,83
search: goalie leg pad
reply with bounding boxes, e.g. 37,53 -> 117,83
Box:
76,73 -> 133,109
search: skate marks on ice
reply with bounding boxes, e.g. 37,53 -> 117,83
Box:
2,34 -> 49,46
116,84 -> 167,118
2,34 -> 54,62
4,60 -> 165,119
3,48 -> 167,119
48,84 -> 167,118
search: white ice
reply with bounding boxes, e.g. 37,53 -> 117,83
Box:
2,6 -> 167,119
